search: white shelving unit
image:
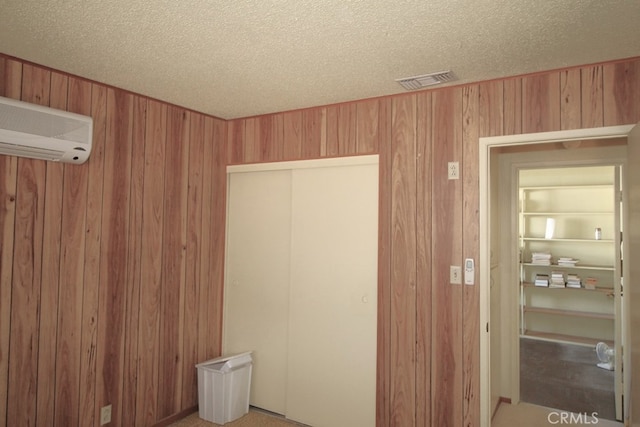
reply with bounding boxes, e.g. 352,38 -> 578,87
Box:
518,169 -> 622,347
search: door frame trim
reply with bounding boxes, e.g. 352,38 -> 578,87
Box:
226,154 -> 379,173
479,125 -> 634,426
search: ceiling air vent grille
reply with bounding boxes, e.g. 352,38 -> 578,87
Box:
396,71 -> 457,91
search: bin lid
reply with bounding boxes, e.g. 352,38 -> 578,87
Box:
196,351 -> 252,373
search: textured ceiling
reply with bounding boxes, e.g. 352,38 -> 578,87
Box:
1,0 -> 639,120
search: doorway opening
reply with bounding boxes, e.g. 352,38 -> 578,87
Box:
478,125 -> 637,427
515,164 -> 623,421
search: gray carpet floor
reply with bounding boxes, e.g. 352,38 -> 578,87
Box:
520,338 -> 616,421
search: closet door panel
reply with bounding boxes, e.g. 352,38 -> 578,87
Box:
223,170 -> 291,414
286,163 -> 378,427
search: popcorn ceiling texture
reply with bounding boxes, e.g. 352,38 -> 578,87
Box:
0,0 -> 639,119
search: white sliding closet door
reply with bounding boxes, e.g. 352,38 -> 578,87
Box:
286,163 -> 378,427
223,170 -> 291,414
223,156 -> 378,427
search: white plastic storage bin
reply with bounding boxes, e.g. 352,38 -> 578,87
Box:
196,352 -> 252,424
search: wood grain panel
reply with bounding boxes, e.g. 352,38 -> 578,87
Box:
301,108 -> 325,159
49,72 -> 69,112
522,73 -> 561,133
283,110 -> 303,160
0,54 -> 18,424
54,76 -> 91,427
478,81 -> 503,138
431,88 -> 463,427
22,63 -> 50,105
1,52 -> 639,427
581,66 -> 604,128
603,60 -> 640,126
356,99 -> 380,154
560,69 -> 582,130
477,80 -> 504,426
158,106 -> 190,418
326,103 -> 357,156
198,117 -> 212,368
0,57 -> 22,98
243,115 -> 277,162
0,152 -> 16,427
0,58 -> 20,427
96,88 -> 134,426
325,106 -> 339,156
226,119 -> 244,164
0,57 -> 4,94
182,112 -> 205,408
376,96 -> 392,427
198,116 -> 215,364
8,157 -> 46,427
242,117 -> 259,163
0,152 -> 17,424
258,115 -> 284,161
503,78 -> 522,136
389,94 -> 417,426
462,84 -> 481,427
208,118 -> 228,358
136,99 -> 167,427
7,64 -> 50,427
78,82 -> 107,427
415,91 -> 432,427
35,71 -> 66,427
121,95 -> 147,426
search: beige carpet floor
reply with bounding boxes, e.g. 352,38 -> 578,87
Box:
170,408 -> 304,427
493,402 -> 622,427
174,401 -> 624,426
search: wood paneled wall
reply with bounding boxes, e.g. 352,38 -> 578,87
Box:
0,52 -> 639,427
0,55 -> 227,427
224,58 -> 640,427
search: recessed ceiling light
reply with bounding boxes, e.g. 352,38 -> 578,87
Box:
396,70 -> 458,91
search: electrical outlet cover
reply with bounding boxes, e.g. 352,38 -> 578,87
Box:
100,404 -> 112,425
448,161 -> 459,180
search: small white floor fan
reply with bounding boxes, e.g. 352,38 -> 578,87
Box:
595,342 -> 615,371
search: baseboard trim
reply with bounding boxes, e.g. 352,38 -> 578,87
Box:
491,397 -> 512,421
152,405 -> 198,427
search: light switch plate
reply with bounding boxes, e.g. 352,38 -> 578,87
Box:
450,265 -> 462,284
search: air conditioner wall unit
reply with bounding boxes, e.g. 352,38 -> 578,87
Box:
0,95 -> 93,164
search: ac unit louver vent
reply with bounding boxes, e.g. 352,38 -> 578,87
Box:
0,141 -> 66,161
0,96 -> 92,164
396,71 -> 458,91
